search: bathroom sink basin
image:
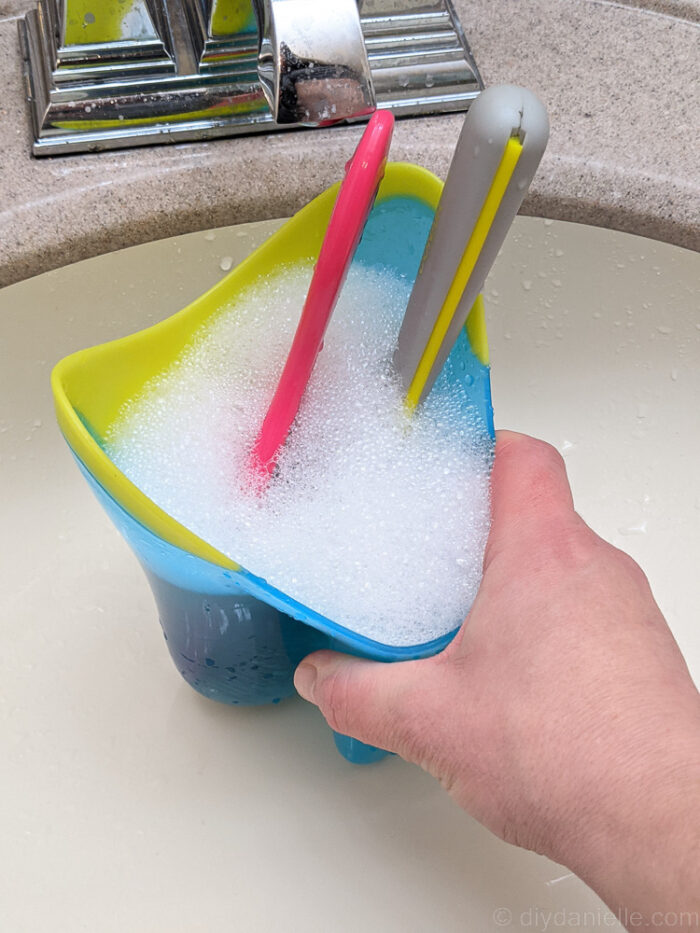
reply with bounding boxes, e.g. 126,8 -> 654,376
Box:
1,216 -> 698,931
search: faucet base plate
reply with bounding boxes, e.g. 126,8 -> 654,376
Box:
20,0 -> 482,156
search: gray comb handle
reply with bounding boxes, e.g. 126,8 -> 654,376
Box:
393,85 -> 550,404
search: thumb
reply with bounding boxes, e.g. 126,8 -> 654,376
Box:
294,650 -> 451,762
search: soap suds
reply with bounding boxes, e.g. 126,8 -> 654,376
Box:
106,263 -> 491,646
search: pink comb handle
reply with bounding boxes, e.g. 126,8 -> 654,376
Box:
248,110 -> 395,485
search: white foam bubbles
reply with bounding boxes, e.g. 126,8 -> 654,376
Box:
106,263 -> 492,646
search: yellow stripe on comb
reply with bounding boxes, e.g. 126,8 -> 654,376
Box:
405,135 -> 522,411
465,292 -> 489,366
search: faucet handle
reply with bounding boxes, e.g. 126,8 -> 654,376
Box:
251,0 -> 376,124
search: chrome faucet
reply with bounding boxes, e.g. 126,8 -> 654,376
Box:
251,0 -> 375,123
20,0 -> 481,154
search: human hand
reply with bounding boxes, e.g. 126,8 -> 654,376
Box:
294,431 -> 700,925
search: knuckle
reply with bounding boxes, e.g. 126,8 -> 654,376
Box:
388,664 -> 453,763
611,544 -> 652,590
502,514 -> 598,582
501,433 -> 565,476
524,444 -> 566,497
375,703 -> 429,764
500,437 -> 570,521
540,520 -> 596,570
538,526 -> 653,596
523,435 -> 564,468
315,666 -> 356,735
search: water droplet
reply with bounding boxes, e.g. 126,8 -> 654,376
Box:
219,256 -> 233,271
656,325 -> 671,335
618,521 -> 647,536
522,279 -> 532,291
543,218 -> 554,227
546,872 -> 575,887
204,231 -> 216,242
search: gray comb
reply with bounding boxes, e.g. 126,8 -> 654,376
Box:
394,85 -> 550,406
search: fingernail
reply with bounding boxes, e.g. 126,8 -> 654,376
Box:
294,662 -> 318,704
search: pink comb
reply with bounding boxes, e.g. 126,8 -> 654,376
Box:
248,110 -> 395,486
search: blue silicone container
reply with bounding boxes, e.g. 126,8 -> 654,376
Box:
53,168 -> 495,764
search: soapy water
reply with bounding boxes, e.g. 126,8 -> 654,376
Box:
106,263 -> 492,646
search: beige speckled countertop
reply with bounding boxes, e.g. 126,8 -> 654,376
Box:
0,0 -> 698,288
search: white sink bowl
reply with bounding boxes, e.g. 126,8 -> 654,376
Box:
1,217 -> 698,931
